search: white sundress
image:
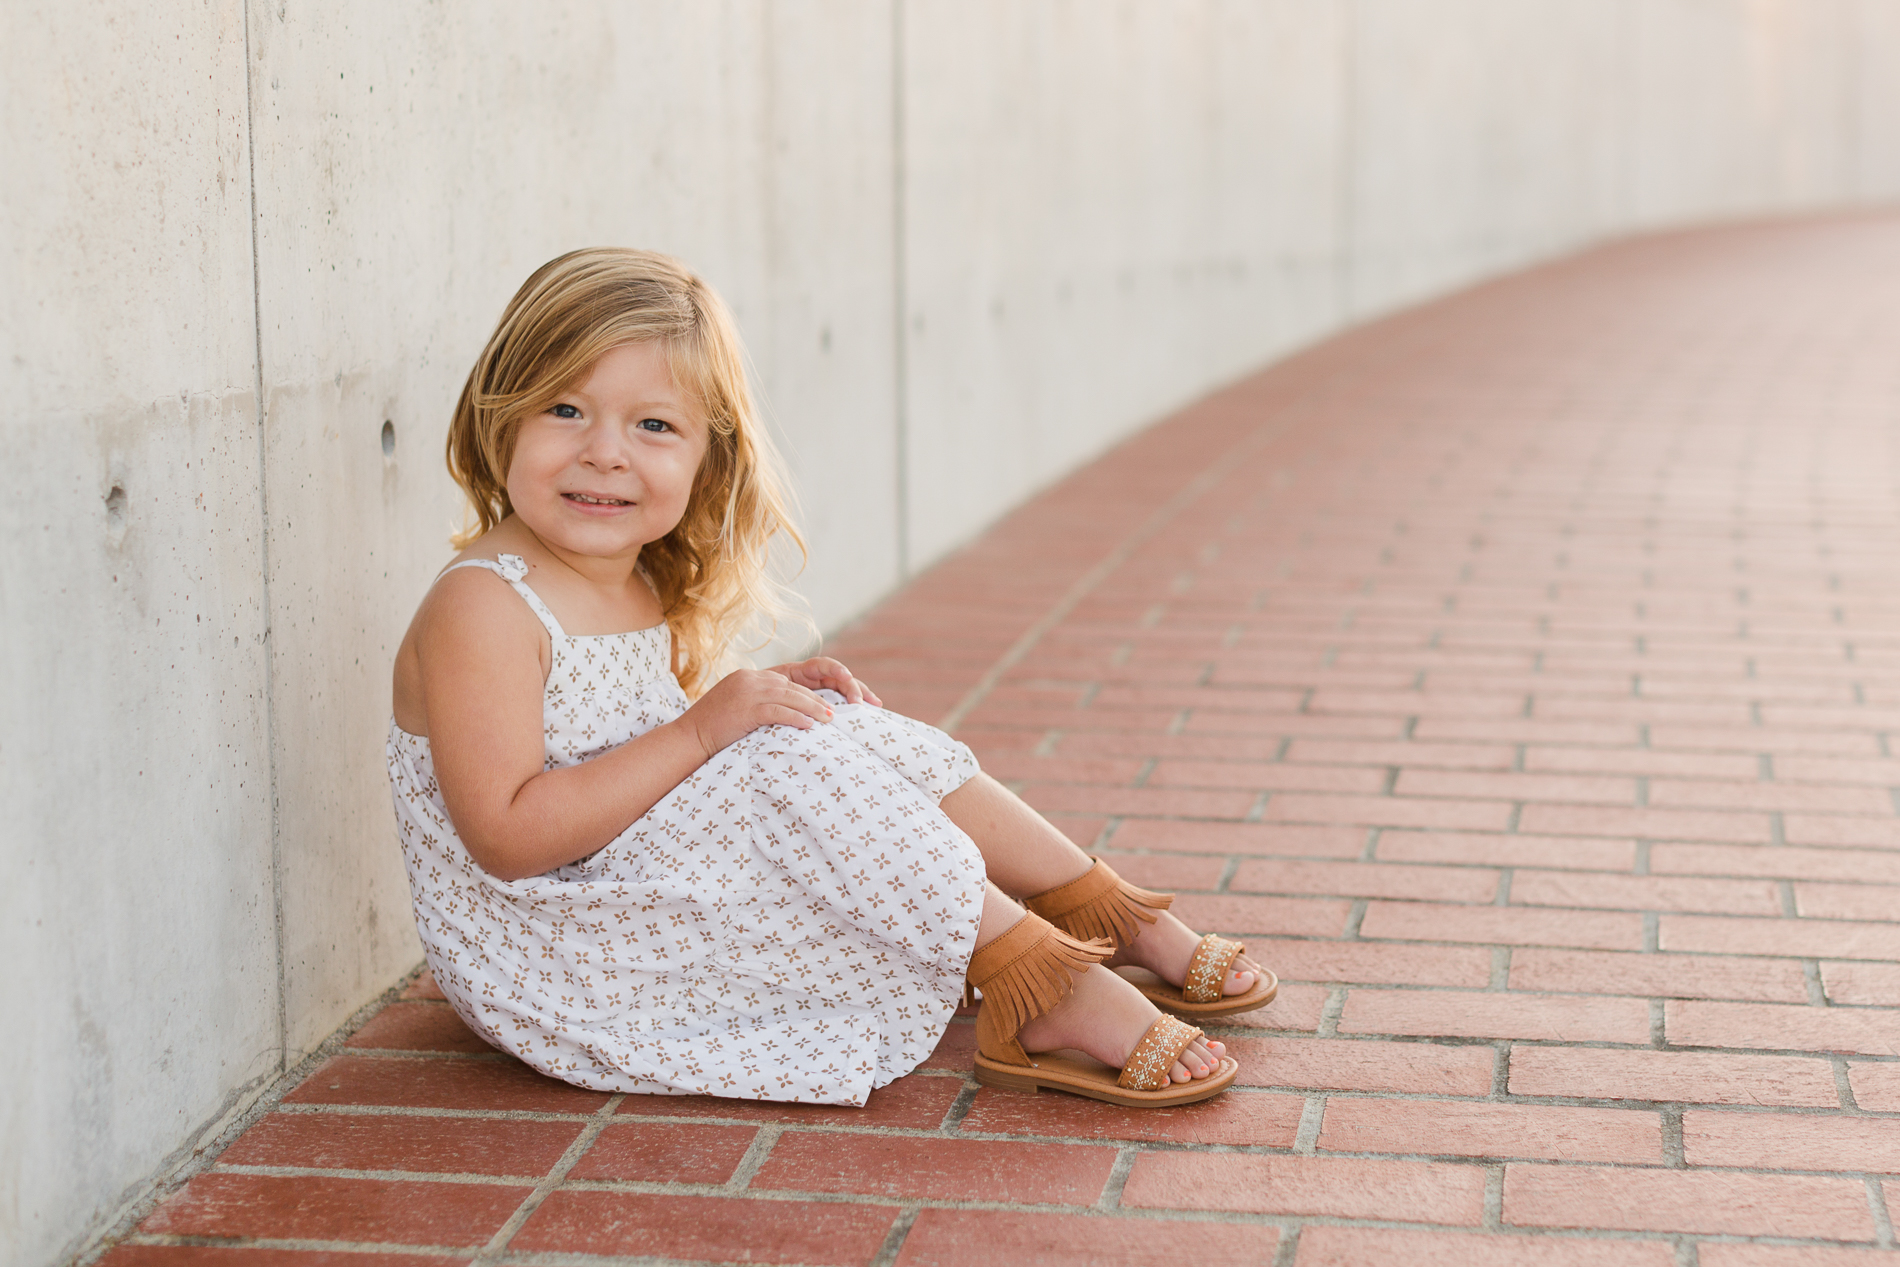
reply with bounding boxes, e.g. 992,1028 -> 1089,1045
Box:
386,554 -> 988,1105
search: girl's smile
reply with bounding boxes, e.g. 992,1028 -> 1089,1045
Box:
506,341 -> 708,565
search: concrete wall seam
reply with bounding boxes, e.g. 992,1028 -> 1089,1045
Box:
240,0 -> 293,1095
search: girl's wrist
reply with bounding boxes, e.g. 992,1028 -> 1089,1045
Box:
668,713 -> 717,764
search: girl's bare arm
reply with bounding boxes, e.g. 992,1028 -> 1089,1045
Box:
416,570 -> 831,882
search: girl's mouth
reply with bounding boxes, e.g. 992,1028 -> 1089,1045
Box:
564,492 -> 633,507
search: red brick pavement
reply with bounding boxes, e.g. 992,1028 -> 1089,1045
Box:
110,215 -> 1900,1264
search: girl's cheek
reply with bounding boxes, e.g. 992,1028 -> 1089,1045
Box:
669,451 -> 709,510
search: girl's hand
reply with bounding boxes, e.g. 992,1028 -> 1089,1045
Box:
769,656 -> 883,707
683,668 -> 836,758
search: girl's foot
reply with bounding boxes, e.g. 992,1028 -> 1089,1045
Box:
1016,960 -> 1226,1083
1106,909 -> 1264,999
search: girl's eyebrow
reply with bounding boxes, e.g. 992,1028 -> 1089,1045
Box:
553,371 -> 695,419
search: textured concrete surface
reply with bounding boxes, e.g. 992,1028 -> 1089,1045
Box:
0,6 -> 280,1266
110,210 -> 1900,1267
7,4 -> 1900,1264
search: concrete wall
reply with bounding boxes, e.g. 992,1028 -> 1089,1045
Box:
4,2 -> 1896,1262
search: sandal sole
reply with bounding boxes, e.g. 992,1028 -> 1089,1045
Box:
1135,969 -> 1280,1019
973,1053 -> 1239,1106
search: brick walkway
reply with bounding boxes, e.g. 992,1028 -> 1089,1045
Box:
114,214 -> 1900,1266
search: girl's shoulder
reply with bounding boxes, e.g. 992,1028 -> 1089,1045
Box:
392,542 -> 551,734
428,523 -> 663,638
427,520 -> 547,610
421,568 -> 541,637
415,542 -> 551,651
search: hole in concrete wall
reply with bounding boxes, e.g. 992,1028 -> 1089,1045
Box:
381,420 -> 396,458
105,484 -> 127,545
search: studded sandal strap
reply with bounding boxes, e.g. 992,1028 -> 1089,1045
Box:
1116,1015 -> 1205,1091
1183,934 -> 1245,1003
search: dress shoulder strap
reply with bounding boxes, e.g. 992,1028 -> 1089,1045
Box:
438,553 -> 567,639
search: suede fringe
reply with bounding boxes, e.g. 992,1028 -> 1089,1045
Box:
965,912 -> 1112,1048
1026,857 -> 1174,948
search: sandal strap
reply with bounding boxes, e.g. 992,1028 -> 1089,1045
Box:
1117,1014 -> 1205,1091
966,911 -> 1113,1064
1183,934 -> 1245,1003
1026,857 -> 1174,948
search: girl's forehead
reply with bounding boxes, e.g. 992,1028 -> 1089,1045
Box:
571,343 -> 707,415
578,340 -> 674,389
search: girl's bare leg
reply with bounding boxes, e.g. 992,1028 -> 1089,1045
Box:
945,773 -> 1265,999
945,773 -> 1096,894
973,881 -> 1224,1083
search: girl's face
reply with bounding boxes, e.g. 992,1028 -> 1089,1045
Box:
505,341 -> 709,562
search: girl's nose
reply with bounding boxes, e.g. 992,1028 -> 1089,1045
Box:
577,425 -> 631,470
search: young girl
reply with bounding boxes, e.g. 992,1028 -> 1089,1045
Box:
387,248 -> 1277,1108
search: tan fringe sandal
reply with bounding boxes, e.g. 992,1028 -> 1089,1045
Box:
1026,856 -> 1278,1019
966,910 -> 1237,1106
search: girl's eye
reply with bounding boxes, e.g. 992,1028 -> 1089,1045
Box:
638,418 -> 672,433
550,403 -> 582,419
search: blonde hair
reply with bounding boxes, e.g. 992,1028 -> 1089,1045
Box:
446,247 -> 805,696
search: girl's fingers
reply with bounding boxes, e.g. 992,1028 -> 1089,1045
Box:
791,658 -> 882,707
766,703 -> 822,729
834,674 -> 874,705
810,658 -> 863,700
778,683 -> 834,723
777,664 -> 829,693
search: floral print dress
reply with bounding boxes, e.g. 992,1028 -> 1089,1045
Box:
386,554 -> 986,1105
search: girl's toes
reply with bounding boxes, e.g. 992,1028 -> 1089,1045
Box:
1223,968 -> 1256,997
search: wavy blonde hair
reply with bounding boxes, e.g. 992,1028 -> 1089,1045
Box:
446,247 -> 805,696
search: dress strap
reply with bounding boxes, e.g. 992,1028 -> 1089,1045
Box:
437,553 -> 567,639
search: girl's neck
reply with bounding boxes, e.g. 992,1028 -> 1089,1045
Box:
484,518 -> 664,635
503,518 -> 645,589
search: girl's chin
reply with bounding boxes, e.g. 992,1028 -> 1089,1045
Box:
523,519 -> 651,557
